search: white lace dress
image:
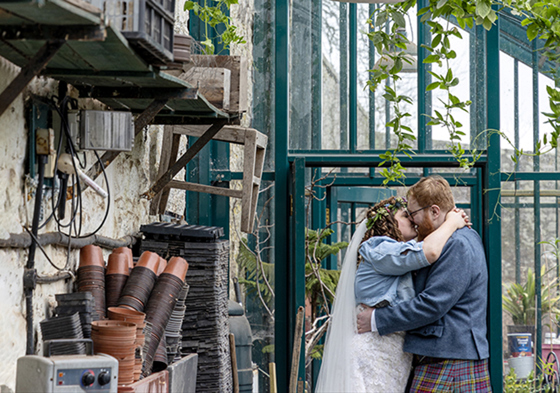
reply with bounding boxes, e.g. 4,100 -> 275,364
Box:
349,328 -> 412,393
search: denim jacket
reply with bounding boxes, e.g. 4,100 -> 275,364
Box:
355,236 -> 429,307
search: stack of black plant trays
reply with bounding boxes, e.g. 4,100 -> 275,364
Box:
165,282 -> 189,363
54,292 -> 98,338
139,223 -> 231,393
142,257 -> 189,376
40,312 -> 86,355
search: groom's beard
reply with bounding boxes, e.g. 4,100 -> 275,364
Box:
416,215 -> 435,241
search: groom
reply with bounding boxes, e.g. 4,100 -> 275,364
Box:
357,176 -> 491,391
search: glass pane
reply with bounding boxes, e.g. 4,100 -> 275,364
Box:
430,21 -> 471,150
501,180 -> 560,378
289,0 -> 313,150
322,1 -> 347,150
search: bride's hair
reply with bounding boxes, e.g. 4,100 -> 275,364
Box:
361,196 -> 406,245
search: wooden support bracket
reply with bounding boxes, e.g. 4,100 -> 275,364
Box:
143,120 -> 228,200
149,124 -> 268,233
0,40 -> 66,118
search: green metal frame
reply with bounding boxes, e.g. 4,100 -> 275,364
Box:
179,0 -> 560,391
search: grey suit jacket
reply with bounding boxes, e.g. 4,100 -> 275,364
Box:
375,227 -> 490,360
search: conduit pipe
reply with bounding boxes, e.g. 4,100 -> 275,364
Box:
2,232 -> 136,250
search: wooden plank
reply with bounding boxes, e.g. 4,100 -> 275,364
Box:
0,39 -> 65,118
77,86 -> 199,100
170,124 -> 251,144
241,130 -> 257,233
167,180 -> 242,198
143,120 -> 228,199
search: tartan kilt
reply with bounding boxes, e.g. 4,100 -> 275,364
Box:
410,359 -> 491,392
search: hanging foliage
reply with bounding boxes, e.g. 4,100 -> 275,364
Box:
368,0 -> 560,184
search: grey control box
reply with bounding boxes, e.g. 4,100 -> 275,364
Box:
16,353 -> 118,393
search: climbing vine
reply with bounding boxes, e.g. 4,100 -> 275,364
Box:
368,0 -> 560,184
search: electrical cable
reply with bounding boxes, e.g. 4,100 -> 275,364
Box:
37,96 -> 113,241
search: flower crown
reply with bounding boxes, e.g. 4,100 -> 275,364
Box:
366,197 -> 408,230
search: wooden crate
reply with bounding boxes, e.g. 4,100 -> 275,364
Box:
185,55 -> 248,113
182,67 -> 231,110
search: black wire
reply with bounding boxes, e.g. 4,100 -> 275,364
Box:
35,96 -> 113,239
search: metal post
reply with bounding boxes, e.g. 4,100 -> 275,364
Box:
275,0 -> 290,387
485,17 -> 503,392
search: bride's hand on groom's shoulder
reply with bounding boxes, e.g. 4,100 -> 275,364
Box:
357,304 -> 374,334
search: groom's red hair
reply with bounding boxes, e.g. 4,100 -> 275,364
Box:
407,175 -> 454,214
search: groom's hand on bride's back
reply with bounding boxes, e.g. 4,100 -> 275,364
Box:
357,304 -> 374,334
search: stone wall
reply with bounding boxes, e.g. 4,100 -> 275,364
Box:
0,61 -> 185,393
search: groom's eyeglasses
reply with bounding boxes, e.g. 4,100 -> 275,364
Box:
406,205 -> 430,219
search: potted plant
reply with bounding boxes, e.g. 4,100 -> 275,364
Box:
502,267 -> 560,332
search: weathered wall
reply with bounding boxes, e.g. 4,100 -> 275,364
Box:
0,55 -> 185,390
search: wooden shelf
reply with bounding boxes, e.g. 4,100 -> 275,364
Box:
0,0 -> 232,122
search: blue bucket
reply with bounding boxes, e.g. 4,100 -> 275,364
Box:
508,333 -> 532,357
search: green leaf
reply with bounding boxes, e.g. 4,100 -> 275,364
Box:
436,0 -> 447,9
476,1 -> 491,18
527,23 -> 540,41
482,18 -> 493,31
426,82 -> 440,91
391,11 -> 406,29
424,54 -> 441,63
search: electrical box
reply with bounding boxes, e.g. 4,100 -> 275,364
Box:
16,353 -> 119,393
68,110 -> 134,152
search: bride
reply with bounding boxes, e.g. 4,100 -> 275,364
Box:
315,196 -> 468,392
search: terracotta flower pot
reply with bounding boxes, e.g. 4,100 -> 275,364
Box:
156,257 -> 167,276
163,257 -> 189,281
113,247 -> 134,270
136,251 -> 160,274
106,253 -> 130,276
79,245 -> 104,268
107,307 -> 146,326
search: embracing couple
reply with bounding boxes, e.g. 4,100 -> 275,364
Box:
316,176 -> 491,392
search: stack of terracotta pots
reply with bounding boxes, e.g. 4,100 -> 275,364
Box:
142,257 -> 189,375
113,247 -> 134,273
107,307 -> 146,382
105,252 -> 130,309
117,251 -> 160,312
91,320 -> 137,384
77,245 -> 106,319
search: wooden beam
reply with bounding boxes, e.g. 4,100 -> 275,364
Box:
152,114 -> 237,125
150,128 -> 181,215
76,86 -> 199,100
0,25 -> 106,41
84,99 -> 169,180
0,40 -> 66,117
143,120 -> 228,199
167,180 -> 243,198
